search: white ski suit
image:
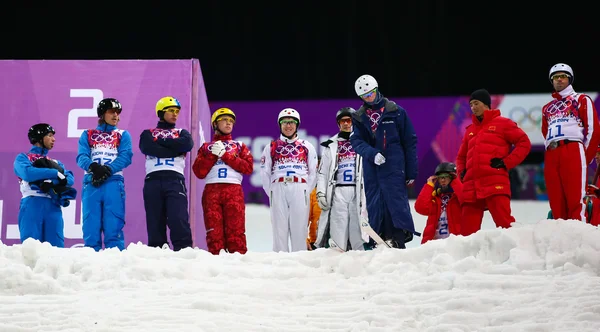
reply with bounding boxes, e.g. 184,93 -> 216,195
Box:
260,135 -> 318,252
315,134 -> 367,251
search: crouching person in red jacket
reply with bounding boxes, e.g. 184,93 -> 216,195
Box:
415,162 -> 462,244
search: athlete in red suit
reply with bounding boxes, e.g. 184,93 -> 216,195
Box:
542,63 -> 600,222
456,89 -> 531,236
584,146 -> 600,226
192,108 -> 253,254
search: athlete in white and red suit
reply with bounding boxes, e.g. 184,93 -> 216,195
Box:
193,108 -> 253,255
542,63 -> 600,221
260,108 -> 318,252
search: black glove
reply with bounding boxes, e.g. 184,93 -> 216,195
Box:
490,158 -> 506,169
309,242 -> 317,251
33,157 -> 65,175
38,180 -> 54,193
92,165 -> 112,187
88,162 -> 102,174
460,169 -> 466,180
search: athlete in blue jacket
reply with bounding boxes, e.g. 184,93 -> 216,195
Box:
350,75 -> 419,249
14,123 -> 75,247
76,98 -> 133,251
139,96 -> 194,251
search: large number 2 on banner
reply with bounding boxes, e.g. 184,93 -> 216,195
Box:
68,89 -> 104,138
547,124 -> 565,140
155,158 -> 175,166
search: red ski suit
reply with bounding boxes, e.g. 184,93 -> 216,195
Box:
192,133 -> 253,254
456,110 -> 531,236
414,178 -> 463,244
542,89 -> 600,222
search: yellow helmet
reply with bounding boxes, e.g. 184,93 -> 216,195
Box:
211,108 -> 236,125
155,96 -> 181,115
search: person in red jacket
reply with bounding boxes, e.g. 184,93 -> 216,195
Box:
456,89 -> 531,236
192,108 -> 253,254
414,162 -> 462,244
542,63 -> 600,222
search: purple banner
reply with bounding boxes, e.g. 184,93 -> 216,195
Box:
0,60 -> 210,249
209,97 -> 463,204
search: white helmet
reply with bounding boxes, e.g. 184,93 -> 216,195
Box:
278,108 -> 300,125
355,74 -> 378,96
549,63 -> 574,83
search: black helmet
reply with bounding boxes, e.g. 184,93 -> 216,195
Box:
336,107 -> 355,122
28,123 -> 55,144
97,98 -> 122,118
435,162 -> 457,176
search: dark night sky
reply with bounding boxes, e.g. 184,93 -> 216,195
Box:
2,2 -> 597,101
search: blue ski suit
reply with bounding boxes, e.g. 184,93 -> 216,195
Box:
14,146 -> 75,247
77,124 -> 133,251
350,96 -> 420,245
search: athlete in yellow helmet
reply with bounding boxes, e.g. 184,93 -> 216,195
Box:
139,96 -> 194,251
192,107 -> 253,255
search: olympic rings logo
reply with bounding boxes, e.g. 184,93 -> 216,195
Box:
90,132 -> 116,143
368,112 -> 381,123
545,99 -> 574,116
276,143 -> 305,157
337,141 -> 354,156
507,106 -> 543,131
152,129 -> 179,139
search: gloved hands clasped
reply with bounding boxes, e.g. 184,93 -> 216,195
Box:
490,158 -> 506,169
89,162 -> 112,187
31,158 -> 68,193
210,141 -> 226,158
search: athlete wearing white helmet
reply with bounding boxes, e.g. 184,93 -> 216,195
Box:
542,63 -> 600,222
350,74 -> 419,249
260,108 -> 318,252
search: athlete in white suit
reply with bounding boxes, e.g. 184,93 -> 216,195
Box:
315,107 -> 366,251
260,108 -> 318,252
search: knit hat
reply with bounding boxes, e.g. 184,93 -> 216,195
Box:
469,89 -> 491,108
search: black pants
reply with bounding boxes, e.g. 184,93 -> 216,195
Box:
380,199 -> 410,249
143,171 -> 192,251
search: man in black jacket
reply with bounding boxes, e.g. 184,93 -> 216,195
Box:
139,96 -> 194,251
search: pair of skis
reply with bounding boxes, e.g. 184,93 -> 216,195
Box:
328,217 -> 391,252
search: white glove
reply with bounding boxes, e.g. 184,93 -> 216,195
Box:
317,192 -> 328,210
210,141 -> 226,158
374,153 -> 386,165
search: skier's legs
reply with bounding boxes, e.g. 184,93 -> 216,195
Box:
43,200 -> 65,248
164,177 -> 192,251
288,183 -> 310,252
143,177 -> 167,248
18,196 -> 44,244
561,143 -> 587,221
544,148 -> 567,219
82,184 -> 103,251
347,188 -> 365,251
102,180 -> 125,250
223,184 -> 248,254
329,186 -> 350,251
269,182 -> 290,252
202,184 -> 225,255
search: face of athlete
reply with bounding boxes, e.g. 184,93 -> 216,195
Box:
41,133 -> 55,150
551,71 -> 571,92
469,100 -> 488,117
216,115 -> 234,135
162,107 -> 180,124
280,117 -> 298,137
338,116 -> 352,132
103,109 -> 120,126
